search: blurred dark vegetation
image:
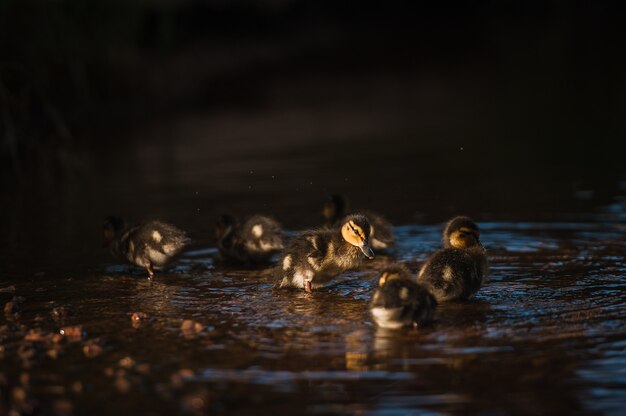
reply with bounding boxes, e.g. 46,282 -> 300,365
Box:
0,0 -> 625,192
1,0 -> 626,273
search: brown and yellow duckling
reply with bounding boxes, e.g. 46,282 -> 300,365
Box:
215,214 -> 284,265
370,264 -> 437,329
276,214 -> 375,292
417,216 -> 488,301
103,216 -> 190,279
323,194 -> 395,250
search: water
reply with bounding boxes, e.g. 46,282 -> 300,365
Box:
1,215 -> 625,415
1,119 -> 625,414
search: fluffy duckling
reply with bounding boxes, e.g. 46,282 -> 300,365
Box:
215,214 -> 284,265
322,194 -> 395,250
276,214 -> 375,292
103,216 -> 190,279
417,216 -> 488,301
370,264 -> 437,329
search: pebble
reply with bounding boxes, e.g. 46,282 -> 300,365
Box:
181,320 -> 203,339
59,326 -> 84,342
83,340 -> 103,358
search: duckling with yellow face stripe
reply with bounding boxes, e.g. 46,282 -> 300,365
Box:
322,194 -> 395,250
103,216 -> 190,279
370,265 -> 437,329
417,216 -> 488,301
276,214 -> 375,292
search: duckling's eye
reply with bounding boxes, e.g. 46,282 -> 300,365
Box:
349,223 -> 365,240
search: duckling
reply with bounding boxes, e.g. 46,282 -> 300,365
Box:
370,264 -> 437,329
322,194 -> 395,250
103,216 -> 190,279
276,214 -> 375,292
417,216 -> 488,301
215,214 -> 284,265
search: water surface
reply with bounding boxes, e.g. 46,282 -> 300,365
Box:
2,215 -> 625,415
1,117 -> 625,415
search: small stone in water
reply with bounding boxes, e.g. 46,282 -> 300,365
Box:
3,302 -> 16,315
83,340 -> 103,358
59,326 -> 83,341
114,376 -> 131,394
171,368 -> 194,388
3,297 -> 23,315
131,312 -> 149,322
0,285 -> 16,293
19,372 -> 29,387
51,333 -> 65,344
12,386 -> 27,402
131,312 -> 150,328
119,356 -> 135,369
181,319 -> 203,335
136,363 -> 151,374
24,329 -> 49,343
71,381 -> 83,394
53,398 -> 74,416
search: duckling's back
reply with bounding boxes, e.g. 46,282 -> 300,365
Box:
241,215 -> 284,255
275,228 -> 356,289
131,221 -> 190,266
417,247 -> 487,301
219,215 -> 284,264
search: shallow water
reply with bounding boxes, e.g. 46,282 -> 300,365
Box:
2,216 -> 625,415
1,110 -> 626,414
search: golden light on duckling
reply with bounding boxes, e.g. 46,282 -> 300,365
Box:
341,219 -> 375,259
323,194 -> 395,250
417,216 -> 488,301
275,214 -> 375,292
370,264 -> 436,329
103,216 -> 189,280
378,271 -> 401,287
448,226 -> 481,249
215,214 -> 284,265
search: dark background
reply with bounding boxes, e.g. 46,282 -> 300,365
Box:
1,0 -> 625,270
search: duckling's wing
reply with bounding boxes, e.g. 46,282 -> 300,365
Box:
284,230 -> 330,271
243,215 -> 281,237
144,221 -> 190,255
242,215 -> 285,252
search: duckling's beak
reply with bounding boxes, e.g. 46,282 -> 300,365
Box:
359,240 -> 375,259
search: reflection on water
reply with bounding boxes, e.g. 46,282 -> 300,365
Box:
1,216 -> 625,414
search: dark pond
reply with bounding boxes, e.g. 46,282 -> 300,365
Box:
1,116 -> 625,415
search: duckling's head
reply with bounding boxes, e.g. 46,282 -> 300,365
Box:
341,214 -> 375,259
215,214 -> 238,240
323,194 -> 349,223
377,264 -> 411,287
103,216 -> 125,247
443,216 -> 481,249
